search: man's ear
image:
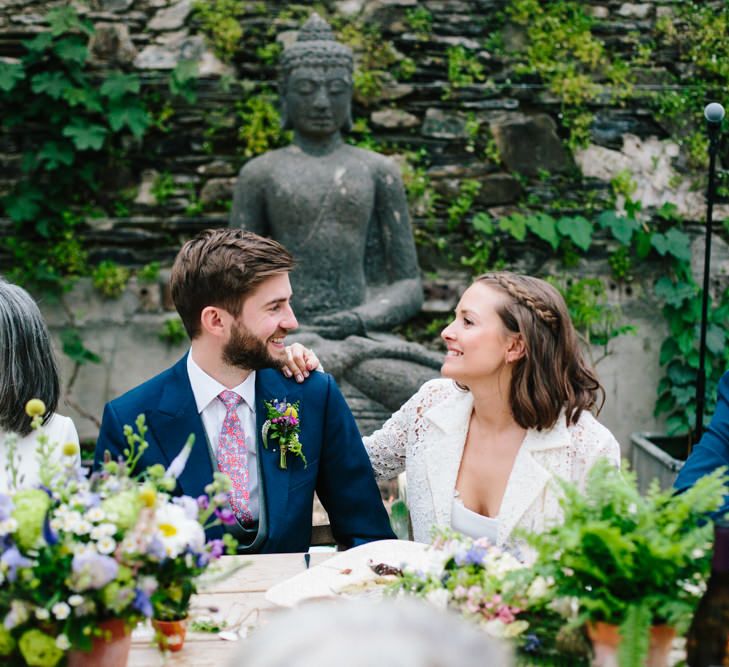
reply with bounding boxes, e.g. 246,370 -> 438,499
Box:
200,306 -> 229,338
506,334 -> 526,364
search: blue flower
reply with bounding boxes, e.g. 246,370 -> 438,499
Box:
0,495 -> 13,521
1,547 -> 32,582
454,545 -> 487,567
522,633 -> 542,653
70,552 -> 119,591
132,588 -> 153,617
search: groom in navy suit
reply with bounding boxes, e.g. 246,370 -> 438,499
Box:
95,228 -> 395,553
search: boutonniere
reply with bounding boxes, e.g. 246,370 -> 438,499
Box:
261,399 -> 307,470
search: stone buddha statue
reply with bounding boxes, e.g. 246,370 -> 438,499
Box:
230,13 -> 440,430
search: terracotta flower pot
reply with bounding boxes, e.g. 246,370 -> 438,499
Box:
587,621 -> 676,667
152,617 -> 188,652
67,618 -> 132,667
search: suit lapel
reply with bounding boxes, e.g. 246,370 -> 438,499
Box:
147,356 -> 213,499
497,416 -> 570,543
255,371 -> 301,527
422,389 -> 473,526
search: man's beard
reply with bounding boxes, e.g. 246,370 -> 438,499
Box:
222,322 -> 285,371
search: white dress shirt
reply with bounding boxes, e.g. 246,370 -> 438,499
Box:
187,352 -> 259,521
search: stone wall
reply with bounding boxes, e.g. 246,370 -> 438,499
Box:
2,0 -> 728,451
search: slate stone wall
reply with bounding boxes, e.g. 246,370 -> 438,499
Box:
1,0 -> 727,450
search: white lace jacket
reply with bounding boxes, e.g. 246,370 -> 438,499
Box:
364,379 -> 621,552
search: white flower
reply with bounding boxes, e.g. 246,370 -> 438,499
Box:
56,634 -> 71,651
85,507 -> 105,523
166,435 -> 195,480
482,618 -> 528,638
0,518 -> 18,536
68,595 -> 84,607
425,588 -> 450,610
527,576 -> 549,601
96,536 -> 116,555
173,495 -> 199,521
62,511 -> 83,532
73,520 -> 93,536
35,607 -> 50,621
153,503 -> 205,558
90,523 -> 117,541
52,602 -> 71,620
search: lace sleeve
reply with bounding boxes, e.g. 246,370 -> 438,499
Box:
363,380 -> 446,481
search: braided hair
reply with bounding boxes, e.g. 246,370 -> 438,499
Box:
475,272 -> 604,430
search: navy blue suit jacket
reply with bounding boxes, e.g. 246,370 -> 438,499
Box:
94,356 -> 395,553
674,370 -> 729,516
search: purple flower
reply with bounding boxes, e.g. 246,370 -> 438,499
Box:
70,552 -> 119,591
132,588 -> 153,617
0,495 -> 13,521
197,495 -> 210,510
215,507 -> 236,525
42,513 -> 58,546
197,552 -> 211,568
1,547 -> 32,583
208,539 -> 225,559
146,535 -> 167,560
454,545 -> 487,567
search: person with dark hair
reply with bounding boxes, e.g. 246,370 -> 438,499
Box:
94,228 -> 394,553
0,278 -> 79,490
364,272 -> 620,555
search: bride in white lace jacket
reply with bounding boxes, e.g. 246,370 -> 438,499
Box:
363,272 -> 621,556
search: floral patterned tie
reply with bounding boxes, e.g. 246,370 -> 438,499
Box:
216,390 -> 254,526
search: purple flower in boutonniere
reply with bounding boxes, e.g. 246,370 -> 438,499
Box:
261,399 -> 306,470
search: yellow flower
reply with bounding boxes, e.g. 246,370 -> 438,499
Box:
284,405 -> 298,419
61,442 -> 79,458
139,487 -> 157,508
25,399 -> 46,418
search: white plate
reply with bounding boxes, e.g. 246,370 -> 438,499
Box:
265,539 -> 431,607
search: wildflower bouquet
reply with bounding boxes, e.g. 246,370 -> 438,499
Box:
0,402 -> 236,666
391,529 -> 565,657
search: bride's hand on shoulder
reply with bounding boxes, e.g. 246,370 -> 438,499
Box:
282,343 -> 322,382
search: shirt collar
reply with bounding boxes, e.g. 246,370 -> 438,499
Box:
186,351 -> 256,414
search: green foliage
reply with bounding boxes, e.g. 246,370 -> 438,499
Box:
444,46 -> 485,98
405,7 -> 433,40
60,328 -> 101,366
151,172 -> 176,205
0,6 -> 153,293
92,261 -> 130,299
236,88 -> 290,158
159,317 -> 188,346
137,261 -> 160,284
447,179 -> 481,230
528,460 -> 728,665
192,0 -> 244,62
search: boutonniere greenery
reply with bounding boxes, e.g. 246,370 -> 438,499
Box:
261,399 -> 306,470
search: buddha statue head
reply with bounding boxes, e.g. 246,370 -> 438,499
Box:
278,13 -> 354,136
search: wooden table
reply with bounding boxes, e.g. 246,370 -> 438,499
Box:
129,552 -> 335,666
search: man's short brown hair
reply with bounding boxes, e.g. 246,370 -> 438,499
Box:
170,228 -> 295,339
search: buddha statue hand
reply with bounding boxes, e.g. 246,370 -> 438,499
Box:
308,310 -> 367,339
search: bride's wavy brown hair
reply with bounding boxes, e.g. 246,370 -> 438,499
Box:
475,272 -> 604,430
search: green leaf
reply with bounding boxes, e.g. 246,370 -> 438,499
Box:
634,230 -> 653,259
2,185 -> 43,222
389,499 -> 410,540
651,229 -> 692,262
100,71 -> 141,101
0,60 -> 25,92
107,100 -> 150,138
667,362 -> 696,386
706,324 -> 726,355
47,6 -> 93,37
53,37 -> 88,65
618,602 -> 651,667
557,215 -> 593,251
61,328 -> 101,365
498,213 -> 527,241
37,141 -> 75,169
23,32 -> 54,53
169,59 -> 199,103
526,212 -> 559,250
62,86 -> 103,113
31,71 -> 71,99
659,338 -> 679,366
62,121 -> 108,150
471,212 -> 493,235
598,210 -> 639,245
654,277 -> 696,307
